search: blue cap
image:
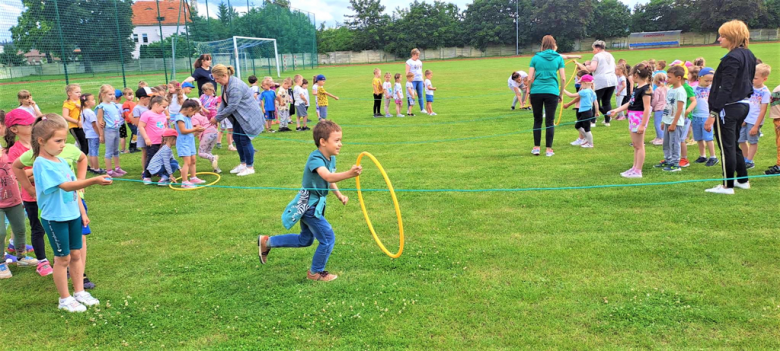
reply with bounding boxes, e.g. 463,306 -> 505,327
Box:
315,74 -> 326,82
182,82 -> 195,89
699,67 -> 715,77
115,89 -> 123,98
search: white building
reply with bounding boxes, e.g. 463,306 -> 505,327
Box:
131,0 -> 193,59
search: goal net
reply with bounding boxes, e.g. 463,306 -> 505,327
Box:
628,30 -> 682,49
194,36 -> 281,79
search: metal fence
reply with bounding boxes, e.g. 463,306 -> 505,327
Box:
0,0 -> 318,85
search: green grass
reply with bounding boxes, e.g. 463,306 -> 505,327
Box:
1,44 -> 780,349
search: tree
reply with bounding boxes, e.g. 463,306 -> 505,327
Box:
317,25 -> 355,53
384,1 -> 463,56
530,0 -> 594,52
0,44 -> 26,66
11,0 -> 135,72
140,35 -> 196,59
463,0 -> 532,51
344,0 -> 391,50
588,0 -> 631,39
630,0 -> 692,33
689,0 -> 767,32
765,0 -> 780,28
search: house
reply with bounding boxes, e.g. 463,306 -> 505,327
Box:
131,0 -> 193,58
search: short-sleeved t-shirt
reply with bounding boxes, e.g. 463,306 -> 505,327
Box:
33,157 -> 79,222
693,86 -> 711,118
592,51 -> 618,90
394,83 -> 403,99
169,94 -> 184,115
303,150 -> 336,209
277,88 -> 291,111
97,102 -> 122,130
293,86 -> 307,105
192,67 -> 217,96
372,77 -> 383,94
140,110 -> 168,145
19,144 -> 83,201
302,88 -> 311,107
406,82 -> 415,97
191,113 -> 217,136
132,104 -> 149,124
174,114 -> 195,145
17,105 -> 41,117
317,86 -> 329,107
122,100 -> 136,123
508,71 -> 528,90
0,153 -> 22,209
683,83 -> 695,118
529,50 -> 566,95
260,90 -> 276,111
406,59 -> 423,81
425,79 -> 434,96
63,100 -> 81,129
7,142 -> 34,202
628,84 -> 652,112
770,85 -> 780,120
382,81 -> 393,97
82,108 -> 99,139
746,86 -> 771,125
578,89 -> 597,112
663,86 -> 688,126
616,76 -> 627,97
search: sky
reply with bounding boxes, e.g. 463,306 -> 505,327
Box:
0,0 -> 648,43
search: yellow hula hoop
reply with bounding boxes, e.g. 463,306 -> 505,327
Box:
169,172 -> 222,191
556,60 -> 579,126
355,152 -> 405,259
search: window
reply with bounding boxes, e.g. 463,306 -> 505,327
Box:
133,34 -> 139,43
142,34 -> 148,44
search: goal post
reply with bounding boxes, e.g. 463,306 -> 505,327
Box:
628,30 -> 682,50
194,36 -> 281,79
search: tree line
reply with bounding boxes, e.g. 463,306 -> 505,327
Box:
318,0 -> 780,56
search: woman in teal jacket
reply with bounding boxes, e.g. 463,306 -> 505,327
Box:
528,35 -> 567,157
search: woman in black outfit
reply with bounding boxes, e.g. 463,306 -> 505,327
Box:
184,54 -> 218,97
704,20 -> 756,195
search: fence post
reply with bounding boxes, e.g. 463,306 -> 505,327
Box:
113,0 -> 127,88
293,54 -> 296,70
267,57 -> 271,76
52,0 -> 70,84
184,0 -> 193,75
155,0 -> 169,83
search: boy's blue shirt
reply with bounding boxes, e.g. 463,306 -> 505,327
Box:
261,90 -> 277,111
282,149 -> 336,229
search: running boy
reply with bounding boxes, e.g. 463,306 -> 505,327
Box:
257,120 -> 362,282
739,63 -> 772,169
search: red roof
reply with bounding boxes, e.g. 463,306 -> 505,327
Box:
132,0 -> 192,26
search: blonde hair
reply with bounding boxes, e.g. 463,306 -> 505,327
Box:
31,114 -> 68,159
138,81 -> 148,88
756,63 -> 771,78
167,80 -> 184,106
653,72 -> 667,86
65,83 -> 80,97
406,72 -> 414,79
648,59 -> 656,67
424,69 -> 432,76
123,87 -> 134,95
718,20 -> 750,50
201,82 -> 215,94
98,84 -> 115,102
541,35 -> 557,51
373,68 -> 380,74
411,48 -> 420,56
212,64 -> 235,78
293,74 -> 303,85
17,90 -> 31,104
283,77 -> 293,85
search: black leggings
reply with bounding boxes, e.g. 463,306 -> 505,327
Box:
714,103 -> 750,188
530,94 -> 559,148
575,110 -> 593,132
70,128 -> 88,155
23,201 -> 47,261
373,94 -> 382,115
595,86 -> 616,123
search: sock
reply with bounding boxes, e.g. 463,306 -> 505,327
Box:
577,128 -> 585,140
585,132 -> 593,145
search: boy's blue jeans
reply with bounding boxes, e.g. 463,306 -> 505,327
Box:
268,207 -> 335,273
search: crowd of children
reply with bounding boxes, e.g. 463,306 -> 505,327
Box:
370,68 -> 436,118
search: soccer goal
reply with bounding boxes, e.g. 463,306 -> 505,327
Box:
628,30 -> 682,50
194,36 -> 281,79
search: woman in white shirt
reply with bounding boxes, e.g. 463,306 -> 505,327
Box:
576,40 -> 618,125
405,48 -> 426,114
508,71 -> 530,110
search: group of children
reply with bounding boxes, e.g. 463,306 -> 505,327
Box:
248,73 -> 339,133
372,68 -> 437,118
561,56 -> 776,179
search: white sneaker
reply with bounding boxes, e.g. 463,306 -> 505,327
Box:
591,123 -> 597,127
734,181 -> 750,189
16,256 -> 38,267
0,263 -> 11,278
603,122 -> 611,127
237,168 -> 255,177
211,155 -> 219,170
397,114 -> 405,117
420,110 -> 427,115
705,185 -> 734,195
230,164 -> 246,174
571,138 -> 584,146
429,112 -> 438,116
580,142 -> 594,148
74,291 -> 100,306
58,296 -> 87,313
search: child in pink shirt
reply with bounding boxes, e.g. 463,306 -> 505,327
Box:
138,97 -> 170,183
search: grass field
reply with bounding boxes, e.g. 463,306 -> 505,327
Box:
1,43 -> 779,349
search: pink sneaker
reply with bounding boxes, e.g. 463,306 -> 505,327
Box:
113,168 -> 127,176
181,181 -> 196,189
37,260 -> 53,276
189,177 -> 206,184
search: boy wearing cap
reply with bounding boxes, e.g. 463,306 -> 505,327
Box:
691,67 -> 719,167
133,87 -> 153,172
315,75 -> 339,120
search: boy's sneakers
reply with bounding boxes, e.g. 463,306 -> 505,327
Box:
686,139 -> 697,146
571,138 -> 584,146
694,156 -> 708,164
531,147 -> 541,156
216,143 -> 222,149
157,177 -> 171,186
211,155 -> 220,172
602,122 -> 611,127
511,106 -> 515,111
734,181 -> 750,190
373,114 -> 383,118
745,161 -> 755,169
0,263 -> 11,279
408,113 -> 415,117
58,296 -> 87,313
189,177 -> 206,185
420,110 -> 427,115
302,126 -> 311,131
83,276 -> 96,290
237,168 -> 255,177
228,145 -> 237,151
705,158 -> 719,167
74,291 -> 99,306
37,260 -> 53,276
307,270 -> 337,282
705,185 -> 734,195
679,158 -> 690,168
230,164 -> 247,174
580,142 -> 593,148
214,167 -> 222,174
663,165 -> 681,172
113,168 -> 127,176
765,165 -> 780,175
181,181 -> 196,189
17,256 -> 39,267
4,253 -> 17,264
257,235 -> 270,264
591,122 -> 597,127
654,161 -> 669,168
143,178 -> 153,185
7,242 -> 34,254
